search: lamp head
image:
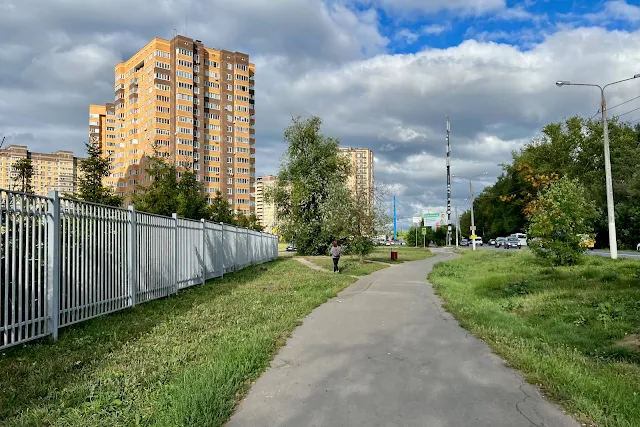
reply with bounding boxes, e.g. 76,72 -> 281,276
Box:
556,81 -> 570,87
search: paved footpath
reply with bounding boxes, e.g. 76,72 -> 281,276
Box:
227,253 -> 580,427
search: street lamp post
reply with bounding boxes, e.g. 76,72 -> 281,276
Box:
453,173 -> 488,251
556,74 -> 640,260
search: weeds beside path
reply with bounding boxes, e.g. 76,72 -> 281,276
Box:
429,250 -> 640,427
0,259 -> 355,427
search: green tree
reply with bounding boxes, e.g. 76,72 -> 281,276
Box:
132,156 -> 209,220
235,213 -> 264,231
13,158 -> 33,193
268,116 -> 351,255
206,191 -> 235,224
75,140 -> 123,206
132,156 -> 179,216
176,169 -> 209,220
527,176 -> 597,266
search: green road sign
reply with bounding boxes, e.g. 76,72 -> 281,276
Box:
422,227 -> 427,235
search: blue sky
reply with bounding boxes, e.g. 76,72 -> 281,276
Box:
2,0 -> 640,227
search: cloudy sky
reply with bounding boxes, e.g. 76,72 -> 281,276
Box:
2,0 -> 640,227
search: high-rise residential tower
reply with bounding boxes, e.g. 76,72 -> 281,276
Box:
90,35 -> 255,214
255,174 -> 277,233
0,145 -> 84,196
339,147 -> 374,207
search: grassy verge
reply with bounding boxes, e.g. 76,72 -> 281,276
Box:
429,250 -> 640,427
0,259 -> 355,427
369,246 -> 435,263
304,256 -> 388,276
304,247 -> 435,276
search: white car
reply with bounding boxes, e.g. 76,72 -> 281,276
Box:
513,233 -> 528,247
473,237 -> 483,246
637,242 -> 640,251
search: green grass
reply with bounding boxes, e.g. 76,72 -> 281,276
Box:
0,259 -> 355,427
429,250 -> 640,427
304,247 -> 434,276
304,256 -> 388,276
368,246 -> 435,263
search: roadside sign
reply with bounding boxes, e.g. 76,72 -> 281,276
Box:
422,227 -> 427,235
471,234 -> 477,239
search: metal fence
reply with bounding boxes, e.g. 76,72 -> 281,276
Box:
0,189 -> 278,350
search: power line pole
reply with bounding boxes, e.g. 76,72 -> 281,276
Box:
446,116 -> 451,246
455,204 -> 459,247
469,180 -> 476,251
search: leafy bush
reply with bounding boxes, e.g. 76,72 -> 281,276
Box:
527,176 -> 597,266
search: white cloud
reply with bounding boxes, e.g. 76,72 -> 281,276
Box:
2,0 -> 640,222
421,24 -> 451,35
355,0 -> 506,16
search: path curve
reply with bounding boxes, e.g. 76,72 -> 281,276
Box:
227,254 -> 580,427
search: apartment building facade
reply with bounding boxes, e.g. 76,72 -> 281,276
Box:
0,145 -> 84,196
90,35 -> 256,214
339,147 -> 374,207
255,175 -> 277,233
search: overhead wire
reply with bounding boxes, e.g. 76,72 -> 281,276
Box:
589,94 -> 640,120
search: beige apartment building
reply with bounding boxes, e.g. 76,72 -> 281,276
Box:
90,35 -> 256,214
255,175 -> 277,233
0,145 -> 84,196
339,147 -> 374,207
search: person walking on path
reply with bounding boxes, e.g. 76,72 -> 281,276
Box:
330,240 -> 341,273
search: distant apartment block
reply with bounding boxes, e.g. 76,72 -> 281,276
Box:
0,145 -> 84,196
90,35 -> 256,214
339,147 -> 374,206
255,175 -> 277,233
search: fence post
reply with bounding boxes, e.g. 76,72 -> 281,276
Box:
220,222 -> 225,278
47,191 -> 61,340
246,227 -> 250,266
201,219 -> 206,286
127,206 -> 138,307
172,213 -> 178,294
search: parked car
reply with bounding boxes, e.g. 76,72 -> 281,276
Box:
473,237 -> 483,246
489,238 -> 496,246
505,236 -> 521,249
285,244 -> 297,252
460,238 -> 469,246
637,242 -> 640,251
495,237 -> 507,247
513,233 -> 528,247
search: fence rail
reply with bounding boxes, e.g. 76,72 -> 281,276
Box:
0,189 -> 278,350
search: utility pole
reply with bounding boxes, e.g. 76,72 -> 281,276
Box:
455,204 -> 459,247
393,195 -> 397,243
469,180 -> 476,251
446,116 -> 451,246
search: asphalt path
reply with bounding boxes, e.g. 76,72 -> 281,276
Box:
227,253 -> 579,427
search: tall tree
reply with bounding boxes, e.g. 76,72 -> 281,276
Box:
470,116 -> 640,249
207,191 -> 235,224
176,169 -> 209,220
269,116 -> 351,255
235,213 -> 264,231
13,158 -> 34,193
131,156 -> 179,217
75,139 -> 123,206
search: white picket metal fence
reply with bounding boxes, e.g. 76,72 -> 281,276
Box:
0,189 -> 278,350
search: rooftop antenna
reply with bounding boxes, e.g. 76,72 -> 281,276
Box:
0,136 -> 5,149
